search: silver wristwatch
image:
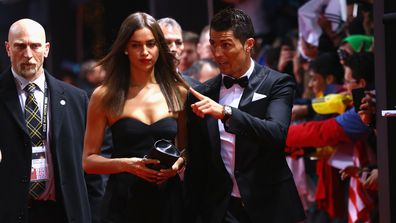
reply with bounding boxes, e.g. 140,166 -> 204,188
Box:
222,105 -> 232,123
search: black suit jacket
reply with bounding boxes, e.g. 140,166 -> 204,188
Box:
185,63 -> 305,223
0,69 -> 91,223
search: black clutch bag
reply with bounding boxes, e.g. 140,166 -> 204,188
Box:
144,139 -> 180,170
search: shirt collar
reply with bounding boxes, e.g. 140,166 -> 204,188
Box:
12,68 -> 46,93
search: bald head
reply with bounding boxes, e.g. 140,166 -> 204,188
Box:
5,18 -> 49,81
8,18 -> 46,42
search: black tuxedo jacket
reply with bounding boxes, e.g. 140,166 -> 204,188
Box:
0,69 -> 91,223
185,63 -> 305,223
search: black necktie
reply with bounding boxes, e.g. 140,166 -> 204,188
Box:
223,76 -> 249,89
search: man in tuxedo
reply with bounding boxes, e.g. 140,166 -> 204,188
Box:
185,8 -> 305,223
0,19 -> 90,222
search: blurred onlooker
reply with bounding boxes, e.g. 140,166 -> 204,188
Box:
158,17 -> 201,88
196,25 -> 214,60
178,31 -> 199,73
77,60 -> 106,97
59,69 -> 78,86
184,59 -> 220,83
158,18 -> 184,66
286,52 -> 376,223
292,52 -> 344,121
337,34 -> 373,64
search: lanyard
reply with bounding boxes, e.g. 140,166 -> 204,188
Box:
42,81 -> 48,141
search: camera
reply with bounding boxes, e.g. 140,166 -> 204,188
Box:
337,49 -> 349,61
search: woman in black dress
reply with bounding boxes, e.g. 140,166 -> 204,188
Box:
82,12 -> 188,223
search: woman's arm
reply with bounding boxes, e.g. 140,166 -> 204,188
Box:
82,86 -> 160,182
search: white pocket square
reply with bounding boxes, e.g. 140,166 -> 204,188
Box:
252,92 -> 267,102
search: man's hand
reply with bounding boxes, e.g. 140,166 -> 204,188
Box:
362,169 -> 378,191
190,87 -> 224,119
358,90 -> 376,126
339,166 -> 361,180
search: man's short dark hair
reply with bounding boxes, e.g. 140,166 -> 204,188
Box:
309,52 -> 344,84
210,8 -> 255,44
183,31 -> 199,45
345,52 -> 374,86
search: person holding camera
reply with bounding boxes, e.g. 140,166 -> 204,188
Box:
82,12 -> 188,223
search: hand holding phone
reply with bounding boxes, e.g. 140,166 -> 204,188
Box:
352,88 -> 365,112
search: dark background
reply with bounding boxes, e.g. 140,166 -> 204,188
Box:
0,0 -> 231,76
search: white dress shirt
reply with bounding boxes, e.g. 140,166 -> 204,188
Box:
218,58 -> 254,198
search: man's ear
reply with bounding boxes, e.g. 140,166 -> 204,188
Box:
5,41 -> 11,56
44,42 -> 50,58
244,38 -> 255,53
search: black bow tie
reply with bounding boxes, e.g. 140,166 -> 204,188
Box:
223,76 -> 249,89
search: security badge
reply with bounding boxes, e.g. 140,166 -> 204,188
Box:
30,146 -> 49,182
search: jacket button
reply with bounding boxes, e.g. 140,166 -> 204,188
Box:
234,170 -> 240,176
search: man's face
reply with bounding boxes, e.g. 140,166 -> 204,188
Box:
179,42 -> 198,72
160,25 -> 183,65
343,66 -> 361,93
5,22 -> 49,81
197,31 -> 213,60
209,29 -> 253,78
308,70 -> 327,97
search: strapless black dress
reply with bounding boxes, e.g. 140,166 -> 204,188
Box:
100,117 -> 184,223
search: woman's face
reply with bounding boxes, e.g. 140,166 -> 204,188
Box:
125,27 -> 159,73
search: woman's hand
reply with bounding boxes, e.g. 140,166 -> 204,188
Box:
123,157 -> 161,182
155,157 -> 185,184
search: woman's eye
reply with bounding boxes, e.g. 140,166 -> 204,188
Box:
147,42 -> 156,48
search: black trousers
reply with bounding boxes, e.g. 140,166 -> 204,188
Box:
222,197 -> 252,223
28,200 -> 67,223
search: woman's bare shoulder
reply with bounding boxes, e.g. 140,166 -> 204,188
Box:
91,85 -> 107,99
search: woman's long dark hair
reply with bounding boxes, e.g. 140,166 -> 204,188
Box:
98,12 -> 188,115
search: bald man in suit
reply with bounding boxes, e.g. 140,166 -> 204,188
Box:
0,18 -> 90,223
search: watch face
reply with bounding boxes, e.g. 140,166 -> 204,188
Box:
222,106 -> 232,123
225,106 -> 232,115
